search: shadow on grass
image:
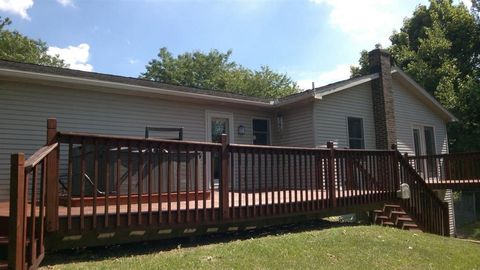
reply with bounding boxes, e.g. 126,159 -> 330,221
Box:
41,218 -> 362,267
456,221 -> 480,240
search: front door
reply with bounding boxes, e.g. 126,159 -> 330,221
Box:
206,111 -> 233,183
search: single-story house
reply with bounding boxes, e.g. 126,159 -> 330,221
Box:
0,48 -> 458,233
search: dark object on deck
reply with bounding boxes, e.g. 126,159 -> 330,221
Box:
145,127 -> 183,140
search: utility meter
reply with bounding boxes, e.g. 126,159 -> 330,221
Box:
397,183 -> 410,199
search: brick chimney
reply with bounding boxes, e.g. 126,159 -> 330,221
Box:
368,48 -> 397,149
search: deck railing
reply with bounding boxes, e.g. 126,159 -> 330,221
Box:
406,152 -> 480,188
51,131 -> 399,233
8,119 -> 59,270
397,152 -> 450,236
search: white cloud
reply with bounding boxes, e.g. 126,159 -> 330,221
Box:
0,0 -> 34,20
56,0 -> 74,7
296,64 -> 351,90
47,43 -> 93,72
310,0 -> 422,47
128,58 -> 139,65
457,0 -> 472,9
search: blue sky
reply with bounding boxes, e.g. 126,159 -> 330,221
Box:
0,0 -> 471,89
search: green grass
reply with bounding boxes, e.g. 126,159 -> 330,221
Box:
457,221 -> 480,241
42,225 -> 480,270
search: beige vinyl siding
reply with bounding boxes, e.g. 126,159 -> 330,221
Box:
313,82 -> 376,149
0,81 -> 273,200
392,77 -> 448,155
274,103 -> 314,147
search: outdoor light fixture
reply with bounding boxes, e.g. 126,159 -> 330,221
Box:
238,125 -> 246,136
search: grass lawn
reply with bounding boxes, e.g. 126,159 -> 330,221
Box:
42,224 -> 480,270
457,221 -> 480,241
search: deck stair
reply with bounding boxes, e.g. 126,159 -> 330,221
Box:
372,204 -> 421,232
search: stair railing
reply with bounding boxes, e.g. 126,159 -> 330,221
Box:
396,151 -> 450,236
8,119 -> 59,270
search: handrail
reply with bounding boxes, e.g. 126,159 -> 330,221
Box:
229,143 -> 327,152
396,151 -> 449,236
24,142 -> 58,172
405,151 -> 480,159
58,131 -> 221,147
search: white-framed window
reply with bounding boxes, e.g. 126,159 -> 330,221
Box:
347,117 -> 365,149
252,118 -> 270,145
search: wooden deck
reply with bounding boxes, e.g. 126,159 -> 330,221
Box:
7,119 -> 476,269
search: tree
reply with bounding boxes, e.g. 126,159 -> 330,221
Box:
141,47 -> 298,99
351,0 -> 480,152
0,17 -> 66,68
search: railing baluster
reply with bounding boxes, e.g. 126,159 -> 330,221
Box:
67,142 -> 73,230
202,148 -> 207,222
210,148 -> 215,221
230,149 -> 234,218
29,165 -> 38,265
92,140 -> 99,229
127,143 -> 132,226
38,159 -> 47,255
116,143 -> 121,227
80,139 -> 85,231
186,145 -> 191,223
158,144 -> 163,225
238,149 -> 242,218
168,145 -> 173,224
258,150 -> 262,216
104,140 -> 110,228
194,147 -> 199,223
93,140 -> 99,229
147,143 -> 153,225
270,151 -> 275,215
138,142 -> 143,226
293,152 -> 298,211
245,149 -> 249,217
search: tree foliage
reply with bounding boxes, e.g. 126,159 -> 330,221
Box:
141,47 -> 299,99
0,17 -> 66,68
351,0 -> 480,152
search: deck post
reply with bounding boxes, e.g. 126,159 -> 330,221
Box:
391,144 -> 400,192
327,141 -> 336,208
9,153 -> 26,270
45,118 -> 59,231
220,134 -> 230,220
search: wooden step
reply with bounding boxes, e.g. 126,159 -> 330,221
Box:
402,223 -> 419,230
389,210 -> 407,218
0,236 -> 7,245
0,260 -> 6,270
383,204 -> 401,210
382,221 -> 395,227
395,217 -> 413,225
